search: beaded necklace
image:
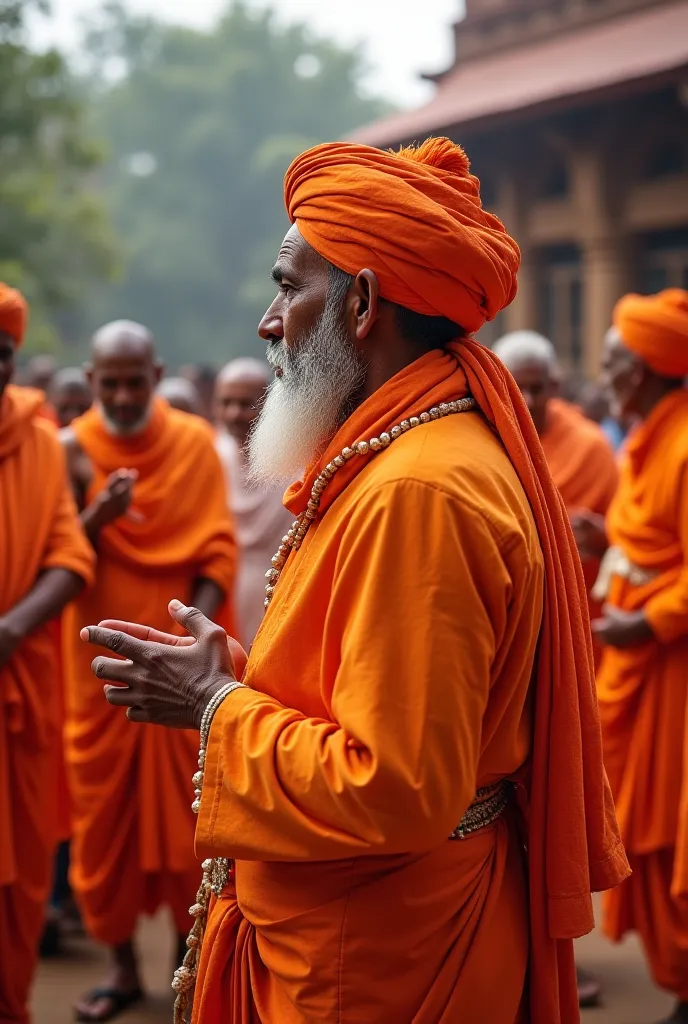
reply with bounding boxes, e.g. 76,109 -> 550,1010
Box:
264,395 -> 476,607
173,392 -> 476,1021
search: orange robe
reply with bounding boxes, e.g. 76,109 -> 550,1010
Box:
192,344 -> 628,1023
540,398 -> 618,617
63,400 -> 236,944
599,388 -> 688,998
0,386 -> 94,1024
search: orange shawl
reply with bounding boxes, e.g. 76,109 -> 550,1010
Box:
72,398 -> 236,592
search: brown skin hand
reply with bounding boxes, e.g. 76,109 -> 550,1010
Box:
0,568 -> 85,668
83,223 -> 438,728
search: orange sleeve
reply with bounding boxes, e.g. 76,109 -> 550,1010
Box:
196,480 -> 512,863
41,432 -> 95,587
644,467 -> 688,644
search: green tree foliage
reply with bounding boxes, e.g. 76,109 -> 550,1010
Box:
0,0 -> 116,352
82,1 -> 390,367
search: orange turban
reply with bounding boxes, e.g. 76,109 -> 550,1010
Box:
0,283 -> 28,347
284,138 -> 520,334
614,288 -> 688,379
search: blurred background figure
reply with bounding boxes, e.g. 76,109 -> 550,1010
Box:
20,354 -> 58,393
578,378 -> 627,451
50,368 -> 92,429
178,363 -> 216,421
493,331 -> 618,633
214,358 -> 293,647
157,376 -> 202,415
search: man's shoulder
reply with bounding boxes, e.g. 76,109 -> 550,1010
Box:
359,411 -> 538,545
167,408 -> 217,449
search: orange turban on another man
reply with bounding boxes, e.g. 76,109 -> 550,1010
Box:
614,288 -> 688,379
284,138 -> 520,334
0,283 -> 28,347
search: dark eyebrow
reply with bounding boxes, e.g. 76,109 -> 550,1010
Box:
270,263 -> 284,284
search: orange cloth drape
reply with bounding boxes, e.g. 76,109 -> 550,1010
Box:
0,386 -> 94,1023
194,343 -> 629,1023
598,387 -> 688,998
540,398 -> 618,624
63,400 -> 236,944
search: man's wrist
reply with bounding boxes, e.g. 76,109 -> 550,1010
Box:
0,616 -> 24,648
194,678 -> 244,733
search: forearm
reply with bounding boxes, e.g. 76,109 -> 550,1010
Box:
80,500 -> 107,548
0,568 -> 85,640
192,577 -> 225,620
196,686 -> 476,863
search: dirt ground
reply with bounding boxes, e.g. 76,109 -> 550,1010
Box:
33,904 -> 675,1023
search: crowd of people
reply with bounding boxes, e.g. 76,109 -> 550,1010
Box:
0,133 -> 687,1024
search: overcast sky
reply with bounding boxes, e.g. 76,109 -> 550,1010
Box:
32,0 -> 461,105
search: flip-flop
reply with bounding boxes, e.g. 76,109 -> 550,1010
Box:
75,987 -> 144,1022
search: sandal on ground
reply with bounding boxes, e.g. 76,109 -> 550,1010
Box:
75,987 -> 144,1022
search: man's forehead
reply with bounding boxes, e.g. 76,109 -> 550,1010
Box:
273,223 -> 325,277
93,352 -> 153,373
0,330 -> 16,348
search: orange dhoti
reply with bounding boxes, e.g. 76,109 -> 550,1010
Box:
195,821 -> 528,1023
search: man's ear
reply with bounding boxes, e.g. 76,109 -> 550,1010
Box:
350,269 -> 380,343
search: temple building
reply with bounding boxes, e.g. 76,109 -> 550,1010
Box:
355,0 -> 688,372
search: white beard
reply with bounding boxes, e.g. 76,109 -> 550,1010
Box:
97,400 -> 153,438
247,298 -> 365,486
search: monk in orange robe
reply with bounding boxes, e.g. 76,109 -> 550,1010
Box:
576,289 -> 688,1024
61,321 -> 236,1022
493,331 -> 618,630
0,283 -> 94,1023
83,140 -> 629,1023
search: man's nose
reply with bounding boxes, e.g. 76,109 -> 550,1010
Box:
258,307 -> 283,343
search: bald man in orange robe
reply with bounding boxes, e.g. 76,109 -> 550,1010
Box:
0,283 -> 94,1023
579,289 -> 688,1024
83,140 -> 628,1023
61,321 -> 236,1022
493,331 -> 618,631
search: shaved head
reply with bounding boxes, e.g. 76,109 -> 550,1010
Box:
215,358 -> 270,449
493,330 -> 559,435
50,367 -> 92,427
23,354 -> 57,391
217,358 -> 269,387
88,320 -> 162,436
91,320 -> 156,363
158,376 -> 201,415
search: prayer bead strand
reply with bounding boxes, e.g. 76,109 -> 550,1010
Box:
173,681 -> 245,1022
264,396 -> 476,608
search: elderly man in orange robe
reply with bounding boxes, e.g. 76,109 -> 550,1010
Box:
0,283 -> 94,1023
61,321 -> 236,1022
574,289 -> 688,1024
493,331 -> 618,634
214,358 -> 293,646
83,140 -> 629,1023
